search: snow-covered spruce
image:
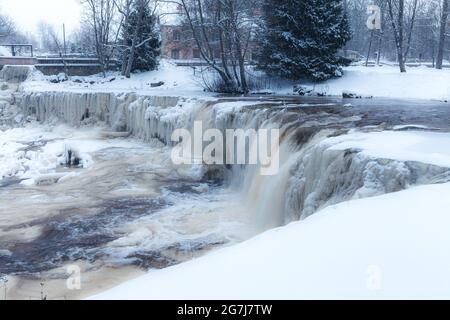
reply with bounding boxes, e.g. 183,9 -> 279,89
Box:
256,0 -> 350,81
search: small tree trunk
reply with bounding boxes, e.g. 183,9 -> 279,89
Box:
121,48 -> 129,76
398,0 -> 406,72
432,41 -> 436,68
437,0 -> 449,69
366,30 -> 375,67
230,55 -> 241,87
125,7 -> 141,79
217,4 -> 232,81
237,49 -> 248,93
376,31 -> 383,66
388,0 -> 406,72
120,25 -> 129,76
125,37 -> 137,78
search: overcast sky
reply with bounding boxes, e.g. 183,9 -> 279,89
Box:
0,0 -> 81,34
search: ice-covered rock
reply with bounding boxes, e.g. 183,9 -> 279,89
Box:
63,144 -> 82,167
342,90 -> 373,99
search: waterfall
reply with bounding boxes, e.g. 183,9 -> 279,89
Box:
19,91 -> 201,145
190,99 -> 450,232
0,66 -> 34,83
0,66 -> 29,128
17,91 -> 450,233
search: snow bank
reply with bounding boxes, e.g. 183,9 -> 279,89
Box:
327,130 -> 450,168
304,66 -> 450,101
21,60 -> 208,98
21,63 -> 450,101
90,182 -> 450,300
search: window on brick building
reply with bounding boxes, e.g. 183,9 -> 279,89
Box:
171,49 -> 180,60
173,31 -> 181,41
193,49 -> 200,59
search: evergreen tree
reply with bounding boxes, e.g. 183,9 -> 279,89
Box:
257,0 -> 351,81
122,0 -> 161,73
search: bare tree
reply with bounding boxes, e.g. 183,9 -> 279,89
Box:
181,0 -> 236,90
162,0 -> 256,93
0,14 -> 14,39
70,24 -> 97,55
436,0 -> 449,69
114,0 -> 134,75
48,29 -> 70,78
387,0 -> 419,72
388,0 -> 406,71
37,21 -> 60,53
81,0 -> 119,76
345,0 -> 443,66
219,0 -> 255,92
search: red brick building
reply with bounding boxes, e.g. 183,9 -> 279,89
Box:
159,4 -> 199,60
160,5 -> 257,61
161,25 -> 200,60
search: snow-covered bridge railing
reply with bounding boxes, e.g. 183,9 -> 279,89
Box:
34,57 -> 120,76
0,56 -> 119,76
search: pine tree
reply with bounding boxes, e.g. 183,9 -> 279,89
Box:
122,0 -> 161,73
257,0 -> 351,81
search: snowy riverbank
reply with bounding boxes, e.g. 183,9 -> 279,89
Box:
305,65 -> 450,101
17,61 -> 450,101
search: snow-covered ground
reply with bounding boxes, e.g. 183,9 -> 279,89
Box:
91,130 -> 450,300
19,61 -> 450,101
327,130 -> 450,168
306,65 -> 450,101
21,60 -> 209,98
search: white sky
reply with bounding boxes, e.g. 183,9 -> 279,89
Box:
0,0 -> 81,35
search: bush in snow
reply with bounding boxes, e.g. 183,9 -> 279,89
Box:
256,0 -> 351,82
